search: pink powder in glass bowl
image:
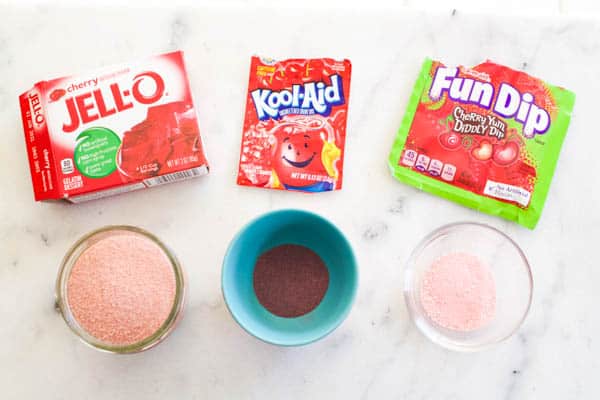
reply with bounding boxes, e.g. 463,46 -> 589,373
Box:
404,222 -> 532,352
420,253 -> 496,332
56,226 -> 185,353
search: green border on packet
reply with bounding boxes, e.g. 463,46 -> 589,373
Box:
388,58 -> 576,229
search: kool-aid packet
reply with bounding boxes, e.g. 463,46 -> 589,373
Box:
237,56 -> 351,192
389,59 -> 575,228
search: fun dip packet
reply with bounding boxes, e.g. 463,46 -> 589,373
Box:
237,56 -> 351,192
389,58 -> 575,228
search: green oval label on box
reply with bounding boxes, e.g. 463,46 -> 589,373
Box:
74,127 -> 121,178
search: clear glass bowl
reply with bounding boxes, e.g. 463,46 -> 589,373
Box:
55,225 -> 186,354
404,222 -> 532,351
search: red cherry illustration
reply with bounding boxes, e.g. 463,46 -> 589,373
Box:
49,88 -> 66,102
471,140 -> 493,161
492,141 -> 520,166
438,131 -> 462,150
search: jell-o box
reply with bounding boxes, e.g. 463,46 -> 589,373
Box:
237,56 -> 352,193
389,59 -> 575,228
19,51 -> 209,203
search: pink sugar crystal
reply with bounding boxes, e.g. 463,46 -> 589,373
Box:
420,252 -> 496,332
66,231 -> 176,346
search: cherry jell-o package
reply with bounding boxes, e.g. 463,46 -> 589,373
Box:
389,59 -> 575,228
238,56 -> 351,192
20,51 -> 209,203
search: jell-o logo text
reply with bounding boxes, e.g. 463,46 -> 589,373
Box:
62,71 -> 165,133
429,66 -> 550,138
251,75 -> 345,120
28,91 -> 45,127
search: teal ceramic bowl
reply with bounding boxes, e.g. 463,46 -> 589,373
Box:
222,209 -> 358,346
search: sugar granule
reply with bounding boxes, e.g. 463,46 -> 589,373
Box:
420,252 -> 496,332
66,231 -> 176,346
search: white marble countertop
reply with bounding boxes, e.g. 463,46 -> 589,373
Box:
1,3 -> 599,399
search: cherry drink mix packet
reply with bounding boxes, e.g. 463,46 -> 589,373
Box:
19,50 -> 209,203
238,56 -> 352,192
389,59 -> 575,229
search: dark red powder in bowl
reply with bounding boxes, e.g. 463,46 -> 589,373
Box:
253,244 -> 329,318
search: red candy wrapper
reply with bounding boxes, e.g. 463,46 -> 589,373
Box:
19,51 -> 209,203
237,56 -> 352,192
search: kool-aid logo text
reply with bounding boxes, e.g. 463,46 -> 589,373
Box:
62,71 -> 165,133
251,75 -> 344,120
28,92 -> 45,127
429,66 -> 550,138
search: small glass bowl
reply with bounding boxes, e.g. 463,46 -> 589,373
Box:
55,225 -> 186,354
404,222 -> 532,351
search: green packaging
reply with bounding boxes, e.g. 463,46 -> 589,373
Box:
389,58 -> 575,228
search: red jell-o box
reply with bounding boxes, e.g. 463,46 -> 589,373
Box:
19,51 -> 209,203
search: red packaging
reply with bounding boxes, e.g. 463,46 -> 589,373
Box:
19,51 -> 209,203
238,56 -> 352,192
